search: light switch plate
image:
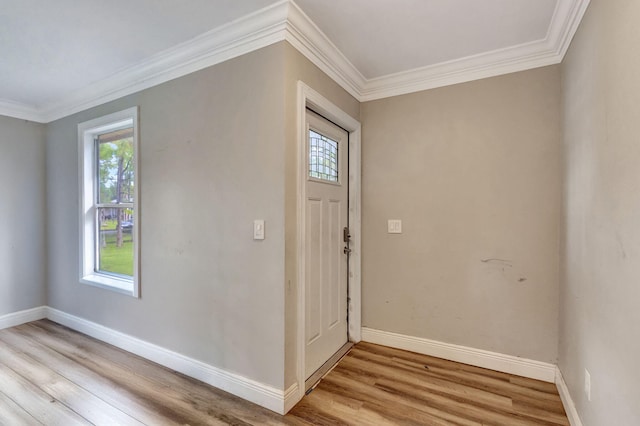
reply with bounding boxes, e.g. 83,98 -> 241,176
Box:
253,220 -> 265,240
388,219 -> 402,234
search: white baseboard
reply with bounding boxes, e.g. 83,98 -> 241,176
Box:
555,367 -> 583,426
8,310 -> 576,418
0,306 -> 47,330
361,327 -> 557,383
283,382 -> 301,414
45,307 -> 295,414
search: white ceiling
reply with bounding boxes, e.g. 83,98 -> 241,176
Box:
0,0 -> 589,122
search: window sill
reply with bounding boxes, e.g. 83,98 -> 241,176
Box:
80,273 -> 136,297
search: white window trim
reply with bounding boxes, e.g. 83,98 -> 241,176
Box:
78,107 -> 140,297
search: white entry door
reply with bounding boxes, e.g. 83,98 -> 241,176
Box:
304,110 -> 349,381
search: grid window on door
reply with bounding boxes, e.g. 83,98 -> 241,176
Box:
309,130 -> 339,182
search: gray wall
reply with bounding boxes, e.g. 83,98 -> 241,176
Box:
360,66 -> 562,363
46,43 -> 287,388
561,0 -> 640,424
0,116 -> 46,316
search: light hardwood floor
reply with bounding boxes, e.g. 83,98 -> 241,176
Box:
0,320 -> 568,425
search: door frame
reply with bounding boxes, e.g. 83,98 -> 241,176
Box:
295,81 -> 361,402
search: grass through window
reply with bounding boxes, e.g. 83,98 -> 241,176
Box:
98,232 -> 134,276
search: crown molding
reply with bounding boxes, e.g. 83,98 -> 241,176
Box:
283,1 -> 365,101
359,0 -> 591,101
549,0 -> 591,58
359,39 -> 560,102
0,0 -> 589,123
0,99 -> 44,122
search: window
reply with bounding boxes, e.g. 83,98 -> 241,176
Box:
309,130 -> 339,182
78,107 -> 139,296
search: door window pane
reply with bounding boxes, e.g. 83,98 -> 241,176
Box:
309,130 -> 339,182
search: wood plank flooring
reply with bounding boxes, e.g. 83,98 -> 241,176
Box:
291,343 -> 569,425
0,320 -> 568,425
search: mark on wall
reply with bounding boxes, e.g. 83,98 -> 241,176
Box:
480,258 -> 513,268
480,258 -> 528,285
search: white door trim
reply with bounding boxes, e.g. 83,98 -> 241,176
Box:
296,81 -> 361,403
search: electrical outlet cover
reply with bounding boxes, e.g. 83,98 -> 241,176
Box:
388,219 -> 402,234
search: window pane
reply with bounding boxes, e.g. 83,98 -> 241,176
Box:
98,129 -> 134,204
309,130 -> 339,182
97,207 -> 134,277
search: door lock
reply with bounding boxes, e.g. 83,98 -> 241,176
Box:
343,227 -> 351,243
343,227 -> 351,256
